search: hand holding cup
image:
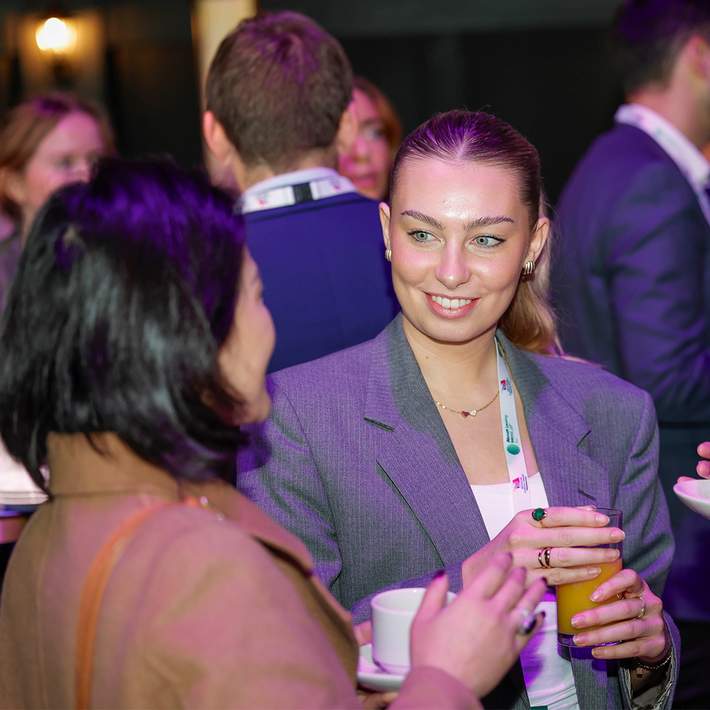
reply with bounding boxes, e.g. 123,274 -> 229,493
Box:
407,553 -> 547,699
462,505 -> 624,588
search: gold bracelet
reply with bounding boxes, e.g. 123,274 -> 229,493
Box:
630,646 -> 672,678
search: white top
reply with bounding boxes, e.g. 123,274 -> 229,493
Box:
615,103 -> 710,224
238,167 -> 356,213
471,474 -> 580,710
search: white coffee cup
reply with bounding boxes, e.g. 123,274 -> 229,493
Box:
371,587 -> 455,675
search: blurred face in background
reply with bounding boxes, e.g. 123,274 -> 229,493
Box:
338,88 -> 392,201
7,111 -> 106,238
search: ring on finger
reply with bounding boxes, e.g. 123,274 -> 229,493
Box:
622,589 -> 646,619
635,596 -> 646,620
537,547 -> 553,569
531,507 -> 546,523
513,607 -> 537,635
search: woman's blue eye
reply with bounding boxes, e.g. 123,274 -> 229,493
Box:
474,235 -> 503,247
409,230 -> 434,243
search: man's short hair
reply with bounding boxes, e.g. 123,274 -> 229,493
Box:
206,11 -> 353,171
612,0 -> 710,94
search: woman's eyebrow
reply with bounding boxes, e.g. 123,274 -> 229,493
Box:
465,215 -> 515,229
400,209 -> 444,230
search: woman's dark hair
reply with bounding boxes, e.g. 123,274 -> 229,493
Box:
0,158 -> 246,490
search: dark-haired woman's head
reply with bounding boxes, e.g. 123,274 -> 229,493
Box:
381,110 -> 557,355
0,158 -> 275,490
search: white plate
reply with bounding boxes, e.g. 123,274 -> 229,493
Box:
673,478 -> 710,519
357,644 -> 406,692
0,491 -> 47,505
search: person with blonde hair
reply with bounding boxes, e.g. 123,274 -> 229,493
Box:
0,92 -> 113,311
239,110 -> 678,709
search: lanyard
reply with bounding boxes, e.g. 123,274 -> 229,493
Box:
495,338 -> 532,512
238,174 -> 355,214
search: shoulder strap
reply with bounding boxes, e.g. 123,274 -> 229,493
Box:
75,498 -> 198,710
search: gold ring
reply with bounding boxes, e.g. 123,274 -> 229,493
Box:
537,547 -> 553,569
636,597 -> 646,620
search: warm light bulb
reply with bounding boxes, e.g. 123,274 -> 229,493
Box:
35,17 -> 76,53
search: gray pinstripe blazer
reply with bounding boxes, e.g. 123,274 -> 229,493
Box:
238,316 -> 679,709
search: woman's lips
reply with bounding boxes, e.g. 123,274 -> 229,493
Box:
426,293 -> 479,318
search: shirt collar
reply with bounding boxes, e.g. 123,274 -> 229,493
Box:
615,103 -> 710,189
241,167 -> 354,202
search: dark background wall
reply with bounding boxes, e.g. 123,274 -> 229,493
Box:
1,0 -> 625,202
263,0 -> 625,203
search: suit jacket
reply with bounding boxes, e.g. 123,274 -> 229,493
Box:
0,434 -> 474,710
244,191 -> 399,373
552,121 -> 710,621
238,316 -> 679,710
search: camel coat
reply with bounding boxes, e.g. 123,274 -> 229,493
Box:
0,434 -> 475,709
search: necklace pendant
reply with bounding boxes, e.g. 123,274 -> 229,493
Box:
470,409 -> 478,417
460,410 -> 470,418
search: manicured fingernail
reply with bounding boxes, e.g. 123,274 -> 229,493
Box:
595,513 -> 609,524
606,549 -> 620,560
571,614 -> 583,628
587,567 -> 601,577
590,590 -> 603,602
573,634 -> 587,646
610,529 -> 625,541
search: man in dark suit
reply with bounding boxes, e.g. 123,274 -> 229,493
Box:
202,11 -> 398,372
552,2 -> 710,705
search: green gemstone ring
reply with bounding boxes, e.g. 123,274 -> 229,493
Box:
531,507 -> 546,522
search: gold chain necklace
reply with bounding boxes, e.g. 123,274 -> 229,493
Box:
435,390 -> 499,419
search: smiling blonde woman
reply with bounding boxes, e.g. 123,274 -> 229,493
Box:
240,110 -> 679,710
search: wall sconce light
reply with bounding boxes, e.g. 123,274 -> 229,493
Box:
36,16 -> 77,54
35,15 -> 77,88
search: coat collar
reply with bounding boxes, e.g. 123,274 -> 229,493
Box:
363,317 -> 608,520
46,433 -> 319,577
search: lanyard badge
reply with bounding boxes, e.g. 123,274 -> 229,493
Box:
495,339 -> 532,512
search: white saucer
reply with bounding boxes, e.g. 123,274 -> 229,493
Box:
357,644 -> 406,692
674,478 -> 710,519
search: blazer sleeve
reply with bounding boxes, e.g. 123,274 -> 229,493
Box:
611,390 -> 679,710
604,162 -> 710,424
237,383 -> 346,600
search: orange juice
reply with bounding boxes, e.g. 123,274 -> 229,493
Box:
557,558 -> 623,636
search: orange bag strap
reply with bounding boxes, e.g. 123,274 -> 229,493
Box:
74,497 -> 199,710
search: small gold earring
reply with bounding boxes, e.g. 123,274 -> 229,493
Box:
522,260 -> 535,278
385,247 -> 392,262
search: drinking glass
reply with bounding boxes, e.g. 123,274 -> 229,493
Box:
556,507 -> 623,647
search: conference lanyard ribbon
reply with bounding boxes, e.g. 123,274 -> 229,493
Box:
495,338 -> 532,512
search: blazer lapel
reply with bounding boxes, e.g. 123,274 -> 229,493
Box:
500,333 -> 613,704
363,318 -> 490,567
500,333 -> 611,509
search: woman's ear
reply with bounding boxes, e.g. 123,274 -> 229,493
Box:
526,216 -> 550,264
379,201 -> 391,251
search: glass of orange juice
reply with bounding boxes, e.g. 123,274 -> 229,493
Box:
557,507 -> 622,647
